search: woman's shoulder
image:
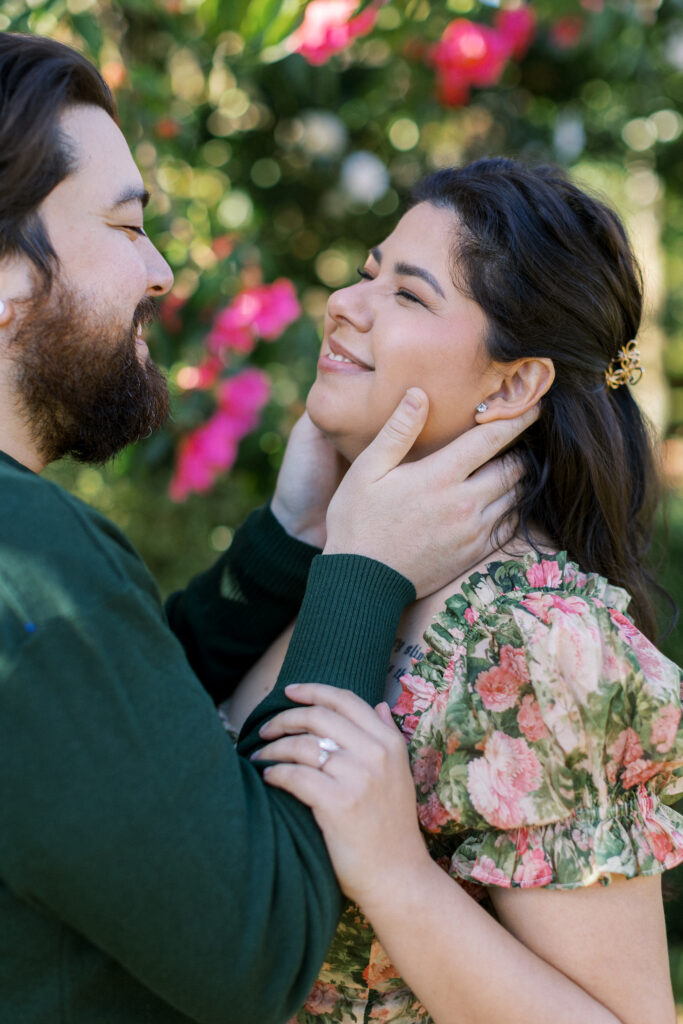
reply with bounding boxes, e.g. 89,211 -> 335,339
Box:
392,551 -> 683,889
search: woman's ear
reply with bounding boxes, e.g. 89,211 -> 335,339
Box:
474,358 -> 554,422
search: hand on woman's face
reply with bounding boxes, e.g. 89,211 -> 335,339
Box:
306,202 -> 500,462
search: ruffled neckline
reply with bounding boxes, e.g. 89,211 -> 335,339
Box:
440,550 -> 632,631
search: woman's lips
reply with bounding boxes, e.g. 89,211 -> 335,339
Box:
318,337 -> 373,374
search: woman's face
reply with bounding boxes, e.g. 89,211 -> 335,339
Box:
306,202 -> 499,461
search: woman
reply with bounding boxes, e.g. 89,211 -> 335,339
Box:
229,158 -> 683,1023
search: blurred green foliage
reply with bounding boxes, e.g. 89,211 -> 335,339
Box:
3,0 -> 683,1000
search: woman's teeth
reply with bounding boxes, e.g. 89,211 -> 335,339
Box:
328,352 -> 354,363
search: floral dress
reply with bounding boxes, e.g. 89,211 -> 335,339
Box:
285,552 -> 683,1024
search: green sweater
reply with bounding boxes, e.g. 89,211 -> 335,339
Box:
0,451 -> 414,1024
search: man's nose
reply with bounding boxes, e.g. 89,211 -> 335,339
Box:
145,242 -> 174,297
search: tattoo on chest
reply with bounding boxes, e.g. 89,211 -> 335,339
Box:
386,636 -> 426,682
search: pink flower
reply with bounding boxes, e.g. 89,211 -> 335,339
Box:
418,791 -> 452,832
169,370 -> 270,501
521,592 -> 555,623
208,279 -> 301,353
606,727 -> 644,785
526,560 -> 562,589
609,609 -> 676,700
412,746 -> 443,793
467,731 -> 542,829
513,848 -> 553,887
303,980 -> 340,1015
475,664 -> 523,712
430,19 -> 509,107
288,0 -> 378,66
395,673 -> 437,714
176,355 -> 223,391
500,644 -> 530,684
517,694 -> 548,742
495,6 -> 536,59
402,714 -> 420,740
650,704 -> 681,754
621,759 -> 663,790
464,605 -> 479,626
470,854 -> 511,887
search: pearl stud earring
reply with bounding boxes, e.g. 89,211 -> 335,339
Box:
476,402 -> 488,413
0,300 -> 5,316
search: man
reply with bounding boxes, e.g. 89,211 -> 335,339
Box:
0,34 -> 534,1024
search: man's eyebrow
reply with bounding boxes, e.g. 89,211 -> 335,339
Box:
110,186 -> 150,210
369,246 -> 446,299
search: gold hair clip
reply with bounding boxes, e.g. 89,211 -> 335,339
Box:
604,339 -> 643,389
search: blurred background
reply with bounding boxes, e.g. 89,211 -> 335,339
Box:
3,0 -> 682,1005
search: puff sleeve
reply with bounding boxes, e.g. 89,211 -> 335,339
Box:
392,555 -> 683,890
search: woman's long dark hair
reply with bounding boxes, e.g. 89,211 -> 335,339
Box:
411,158 -> 662,639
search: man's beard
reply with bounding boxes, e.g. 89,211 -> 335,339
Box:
9,284 -> 170,465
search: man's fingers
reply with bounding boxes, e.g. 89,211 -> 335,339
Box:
425,405 -> 538,481
352,388 -> 429,480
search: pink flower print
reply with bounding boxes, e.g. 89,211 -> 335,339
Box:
514,828 -> 530,855
402,715 -> 420,741
396,673 -> 437,714
288,0 -> 378,65
304,980 -> 341,1015
521,592 -> 555,623
500,645 -> 530,684
391,688 -> 415,717
621,759 -> 663,790
464,605 -> 479,626
517,694 -> 549,742
470,854 -> 512,887
650,704 -> 681,754
412,747 -> 443,793
467,731 -> 542,829
551,594 -> 586,616
606,726 -> 643,786
443,656 -> 456,684
610,609 -> 679,701
475,649 -> 527,712
526,560 -> 562,589
513,848 -> 554,887
362,939 -> 400,988
418,791 -> 452,832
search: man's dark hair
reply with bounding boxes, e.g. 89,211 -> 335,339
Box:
411,158 -> 662,639
0,33 -> 116,289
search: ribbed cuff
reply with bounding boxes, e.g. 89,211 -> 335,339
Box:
229,504 -> 321,601
277,554 -> 415,705
238,554 -> 415,755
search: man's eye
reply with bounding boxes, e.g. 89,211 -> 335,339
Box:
122,225 -> 146,237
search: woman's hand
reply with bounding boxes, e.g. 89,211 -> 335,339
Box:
271,413 -> 349,548
252,682 -> 431,907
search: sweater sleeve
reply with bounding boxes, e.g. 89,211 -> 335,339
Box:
0,552 -> 413,1024
165,504 -> 320,704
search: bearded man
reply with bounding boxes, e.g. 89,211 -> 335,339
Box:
0,33 -> 532,1024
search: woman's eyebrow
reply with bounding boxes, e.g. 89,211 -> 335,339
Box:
369,246 -> 445,298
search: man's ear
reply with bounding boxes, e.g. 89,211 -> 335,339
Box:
475,357 -> 554,422
0,255 -> 35,330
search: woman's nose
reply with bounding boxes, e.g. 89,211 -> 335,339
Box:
327,282 -> 373,332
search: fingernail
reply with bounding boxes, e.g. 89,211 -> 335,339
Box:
404,388 -> 423,410
263,766 -> 272,777
285,683 -> 300,692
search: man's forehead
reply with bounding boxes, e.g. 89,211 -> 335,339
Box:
59,104 -> 145,207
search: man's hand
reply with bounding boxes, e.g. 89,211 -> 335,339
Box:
271,412 -> 349,548
324,388 -> 537,598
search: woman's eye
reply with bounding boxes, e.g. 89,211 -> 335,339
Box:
356,267 -> 373,281
396,289 -> 425,306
